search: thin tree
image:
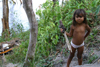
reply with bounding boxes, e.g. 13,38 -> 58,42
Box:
19,0 -> 22,4
52,0 -> 57,24
53,0 -> 57,8
23,0 -> 38,66
62,0 -> 64,7
2,0 -> 10,38
12,0 -> 16,4
11,0 -> 22,4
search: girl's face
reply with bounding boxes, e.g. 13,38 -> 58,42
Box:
75,14 -> 84,24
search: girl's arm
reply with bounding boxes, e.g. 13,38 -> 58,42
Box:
84,24 -> 91,39
66,25 -> 74,37
60,25 -> 74,37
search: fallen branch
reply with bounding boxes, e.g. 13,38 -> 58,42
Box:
55,51 -> 59,55
90,52 -> 94,56
92,56 -> 100,64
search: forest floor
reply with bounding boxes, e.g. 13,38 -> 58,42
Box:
0,25 -> 100,67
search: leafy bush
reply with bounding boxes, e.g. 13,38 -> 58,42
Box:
35,0 -> 100,66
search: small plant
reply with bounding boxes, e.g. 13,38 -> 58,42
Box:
87,48 -> 98,63
88,55 -> 98,63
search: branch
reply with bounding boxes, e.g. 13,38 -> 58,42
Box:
12,0 -> 16,4
92,56 -> 100,64
59,20 -> 72,52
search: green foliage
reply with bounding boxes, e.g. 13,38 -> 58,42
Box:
35,0 -> 100,66
0,22 -> 24,42
85,28 -> 99,47
4,23 -> 29,63
6,30 -> 29,63
10,23 -> 24,37
62,0 -> 100,27
35,0 -> 61,63
4,0 -> 100,66
88,55 -> 98,63
88,48 -> 98,63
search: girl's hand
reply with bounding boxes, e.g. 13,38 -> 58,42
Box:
60,28 -> 63,33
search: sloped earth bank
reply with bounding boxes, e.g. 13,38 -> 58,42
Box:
53,25 -> 100,67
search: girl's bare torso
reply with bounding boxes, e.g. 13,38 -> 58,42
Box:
72,23 -> 86,45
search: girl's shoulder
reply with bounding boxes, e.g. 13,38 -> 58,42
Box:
84,23 -> 89,27
82,23 -> 88,27
70,24 -> 75,29
83,23 -> 90,29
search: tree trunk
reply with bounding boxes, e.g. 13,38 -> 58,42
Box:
19,0 -> 22,4
2,0 -> 10,38
53,0 -> 57,8
23,0 -> 38,67
62,0 -> 64,7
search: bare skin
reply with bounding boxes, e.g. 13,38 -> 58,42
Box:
60,15 -> 91,67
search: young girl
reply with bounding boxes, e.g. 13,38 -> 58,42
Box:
60,9 -> 91,67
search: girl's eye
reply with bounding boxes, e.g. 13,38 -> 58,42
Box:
76,16 -> 83,18
75,16 -> 78,18
80,16 -> 83,18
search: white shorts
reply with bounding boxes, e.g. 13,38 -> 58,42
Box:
71,41 -> 84,48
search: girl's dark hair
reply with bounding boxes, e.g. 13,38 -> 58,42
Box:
72,9 -> 87,26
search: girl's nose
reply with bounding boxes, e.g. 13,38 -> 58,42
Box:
78,17 -> 81,20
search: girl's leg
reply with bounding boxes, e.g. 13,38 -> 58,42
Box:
67,45 -> 76,67
77,46 -> 84,65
